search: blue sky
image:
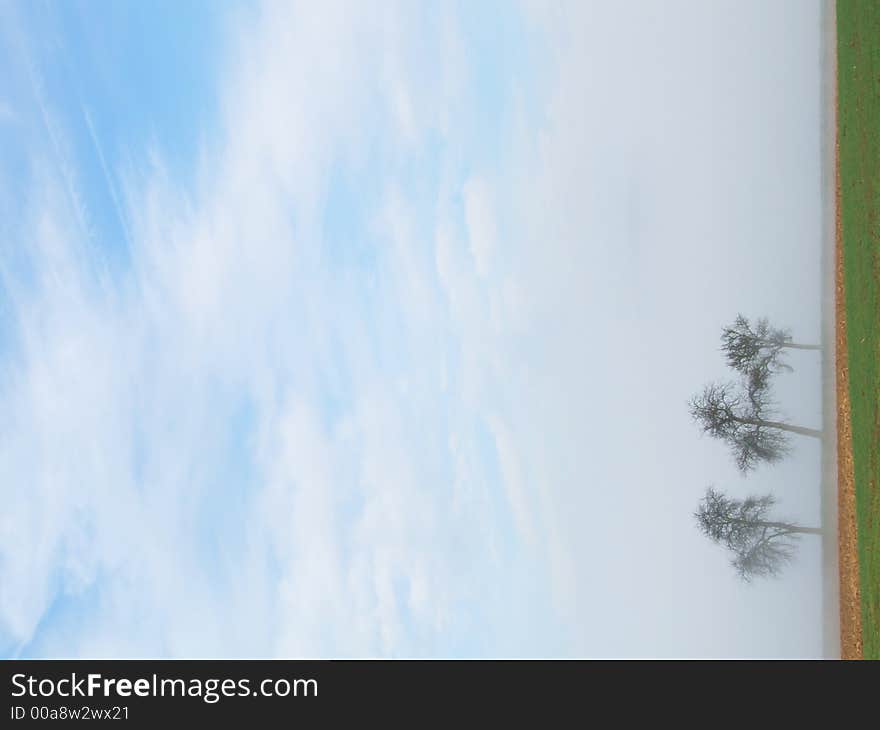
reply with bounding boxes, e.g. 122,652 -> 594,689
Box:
0,0 -> 826,657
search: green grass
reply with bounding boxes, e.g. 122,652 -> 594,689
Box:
838,0 -> 880,659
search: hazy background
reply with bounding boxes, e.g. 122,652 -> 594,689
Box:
0,0 -> 825,657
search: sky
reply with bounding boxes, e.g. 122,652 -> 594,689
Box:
0,0 -> 827,657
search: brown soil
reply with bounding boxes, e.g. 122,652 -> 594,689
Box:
836,124 -> 863,660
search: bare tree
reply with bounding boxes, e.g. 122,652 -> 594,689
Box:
721,314 -> 819,375
689,380 -> 820,472
694,487 -> 821,581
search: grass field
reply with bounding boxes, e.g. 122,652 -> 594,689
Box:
837,0 -> 880,659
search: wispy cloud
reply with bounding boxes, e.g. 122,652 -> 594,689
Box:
82,105 -> 132,249
0,0 -> 566,657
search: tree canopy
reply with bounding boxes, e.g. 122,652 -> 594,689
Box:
689,381 -> 790,472
694,488 -> 819,581
720,314 -> 817,377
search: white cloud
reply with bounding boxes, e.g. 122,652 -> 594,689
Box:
462,175 -> 498,279
487,415 -> 535,546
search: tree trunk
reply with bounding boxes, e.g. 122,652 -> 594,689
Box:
736,417 -> 822,439
756,521 -> 823,535
758,420 -> 822,438
781,342 -> 821,351
755,338 -> 820,351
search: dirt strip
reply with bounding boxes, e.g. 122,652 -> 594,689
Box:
836,126 -> 863,659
